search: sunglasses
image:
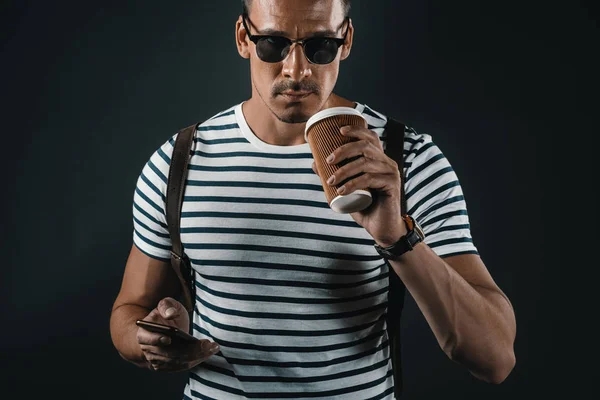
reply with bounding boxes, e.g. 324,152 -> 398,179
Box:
241,13 -> 349,65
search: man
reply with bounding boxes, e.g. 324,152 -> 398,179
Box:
110,0 -> 516,398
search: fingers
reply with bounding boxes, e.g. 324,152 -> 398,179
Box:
136,311 -> 174,345
137,298 -> 189,349
326,143 -> 400,196
197,339 -> 221,357
311,127 -> 383,176
157,297 -> 184,320
141,341 -> 208,360
326,157 -> 393,188
326,139 -> 389,167
341,172 -> 393,195
143,349 -> 177,372
313,128 -> 395,194
189,340 -> 221,368
141,339 -> 220,372
137,329 -> 172,346
142,346 -> 174,362
340,126 -> 383,150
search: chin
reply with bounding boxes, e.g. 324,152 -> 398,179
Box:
273,98 -> 321,124
276,110 -> 311,124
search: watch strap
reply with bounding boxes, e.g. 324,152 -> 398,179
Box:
374,228 -> 422,260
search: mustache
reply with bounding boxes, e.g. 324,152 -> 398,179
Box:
272,80 -> 320,95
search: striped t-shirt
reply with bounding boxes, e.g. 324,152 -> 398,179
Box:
132,101 -> 478,399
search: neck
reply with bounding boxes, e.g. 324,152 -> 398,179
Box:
242,93 -> 356,147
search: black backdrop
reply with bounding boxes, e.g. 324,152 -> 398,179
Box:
1,0 -> 591,399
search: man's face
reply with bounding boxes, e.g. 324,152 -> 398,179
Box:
242,0 -> 351,124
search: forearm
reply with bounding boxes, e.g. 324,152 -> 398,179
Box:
109,303 -> 153,369
387,244 -> 516,383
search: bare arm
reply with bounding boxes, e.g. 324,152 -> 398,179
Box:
311,122 -> 516,383
109,244 -> 182,368
387,244 -> 517,384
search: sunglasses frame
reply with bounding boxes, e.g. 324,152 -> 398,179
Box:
241,13 -> 350,65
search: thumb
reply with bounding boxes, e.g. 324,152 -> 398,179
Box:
158,297 -> 183,320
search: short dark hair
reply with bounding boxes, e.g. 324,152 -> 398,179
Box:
241,0 -> 351,17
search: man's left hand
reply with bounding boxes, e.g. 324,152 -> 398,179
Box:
312,125 -> 407,247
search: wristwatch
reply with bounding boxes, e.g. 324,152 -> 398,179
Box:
374,215 -> 426,260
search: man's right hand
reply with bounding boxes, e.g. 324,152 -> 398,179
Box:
136,297 -> 220,372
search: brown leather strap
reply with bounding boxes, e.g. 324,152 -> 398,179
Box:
382,117 -> 407,398
166,123 -> 197,314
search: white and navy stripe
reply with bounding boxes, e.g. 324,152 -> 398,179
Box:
132,101 -> 478,399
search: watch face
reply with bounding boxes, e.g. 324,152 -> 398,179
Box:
414,221 -> 425,240
403,215 -> 425,240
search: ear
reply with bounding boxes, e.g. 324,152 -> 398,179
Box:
340,18 -> 354,61
235,15 -> 251,60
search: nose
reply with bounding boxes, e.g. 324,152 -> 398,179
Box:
281,43 -> 313,81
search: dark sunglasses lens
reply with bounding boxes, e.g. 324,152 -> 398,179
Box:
256,37 -> 290,62
305,38 -> 340,64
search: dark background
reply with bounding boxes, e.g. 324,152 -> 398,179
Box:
1,0 -> 592,398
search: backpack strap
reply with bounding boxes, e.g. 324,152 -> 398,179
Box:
166,123 -> 198,315
384,117 -> 408,213
382,117 -> 407,398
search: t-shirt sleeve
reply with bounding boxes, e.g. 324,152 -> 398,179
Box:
131,135 -> 177,262
403,130 -> 479,258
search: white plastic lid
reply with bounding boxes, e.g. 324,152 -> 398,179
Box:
304,107 -> 365,142
330,190 -> 372,213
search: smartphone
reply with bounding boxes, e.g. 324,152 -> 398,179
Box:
135,320 -> 198,343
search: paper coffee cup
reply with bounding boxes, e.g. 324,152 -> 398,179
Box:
305,107 -> 372,214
